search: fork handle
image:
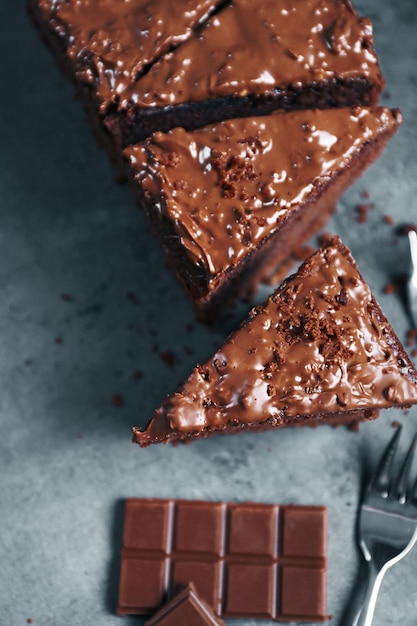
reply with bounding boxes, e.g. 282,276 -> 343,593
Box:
349,562 -> 387,626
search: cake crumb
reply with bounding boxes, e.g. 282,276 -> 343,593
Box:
61,293 -> 72,302
27,620 -> 33,624
383,282 -> 398,295
126,291 -> 139,305
406,328 -> 417,346
361,189 -> 370,199
160,350 -> 177,368
383,214 -> 395,225
354,203 -> 375,224
348,421 -> 360,432
412,348 -> 417,358
396,223 -> 417,236
112,394 -> 124,407
133,370 -> 143,380
391,420 -> 401,429
54,336 -> 63,345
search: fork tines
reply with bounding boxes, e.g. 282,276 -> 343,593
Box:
369,425 -> 417,503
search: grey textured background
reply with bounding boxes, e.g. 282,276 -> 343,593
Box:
1,1 -> 417,625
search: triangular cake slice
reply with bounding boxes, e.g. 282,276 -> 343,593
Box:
125,106 -> 402,320
133,237 -> 417,446
107,0 -> 385,147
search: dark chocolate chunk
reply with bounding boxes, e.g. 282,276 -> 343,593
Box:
145,584 -> 225,626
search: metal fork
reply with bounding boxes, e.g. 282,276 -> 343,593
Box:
408,230 -> 417,328
349,426 -> 417,626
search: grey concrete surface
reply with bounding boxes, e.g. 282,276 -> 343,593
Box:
1,1 -> 416,624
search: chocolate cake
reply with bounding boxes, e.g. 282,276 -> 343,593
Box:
28,0 -> 226,163
124,106 -> 402,320
133,237 -> 417,447
29,0 -> 385,156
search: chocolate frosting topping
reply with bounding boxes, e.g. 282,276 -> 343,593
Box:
37,0 -> 223,112
125,106 -> 401,295
127,0 -> 383,108
134,238 -> 417,445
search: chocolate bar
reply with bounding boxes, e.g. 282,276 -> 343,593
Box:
145,584 -> 225,626
117,498 -> 328,622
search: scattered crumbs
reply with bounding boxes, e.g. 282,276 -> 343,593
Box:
54,336 -> 63,345
383,214 -> 395,226
395,223 -> 417,236
348,421 -> 360,433
406,328 -> 417,347
361,189 -> 370,199
382,90 -> 392,100
412,348 -> 417,358
133,369 -> 143,380
126,291 -> 139,305
383,273 -> 407,296
354,203 -> 375,224
111,394 -> 124,407
391,420 -> 401,429
383,282 -> 398,295
159,350 -> 177,368
184,345 -> 193,355
61,293 -> 72,302
27,620 -> 33,624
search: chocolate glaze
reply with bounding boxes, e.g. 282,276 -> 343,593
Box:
133,238 -> 417,446
126,0 -> 383,109
125,107 -> 401,298
36,0 -> 224,113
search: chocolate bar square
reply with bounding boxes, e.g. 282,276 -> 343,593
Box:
224,563 -> 276,618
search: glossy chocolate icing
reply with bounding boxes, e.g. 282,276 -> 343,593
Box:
125,106 -> 401,296
37,0 -> 223,112
133,238 -> 417,445
127,0 -> 383,109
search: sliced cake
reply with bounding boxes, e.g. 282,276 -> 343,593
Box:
133,236 -> 417,447
29,0 -> 385,157
124,106 -> 402,320
28,0 -> 226,162
106,0 -> 385,148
